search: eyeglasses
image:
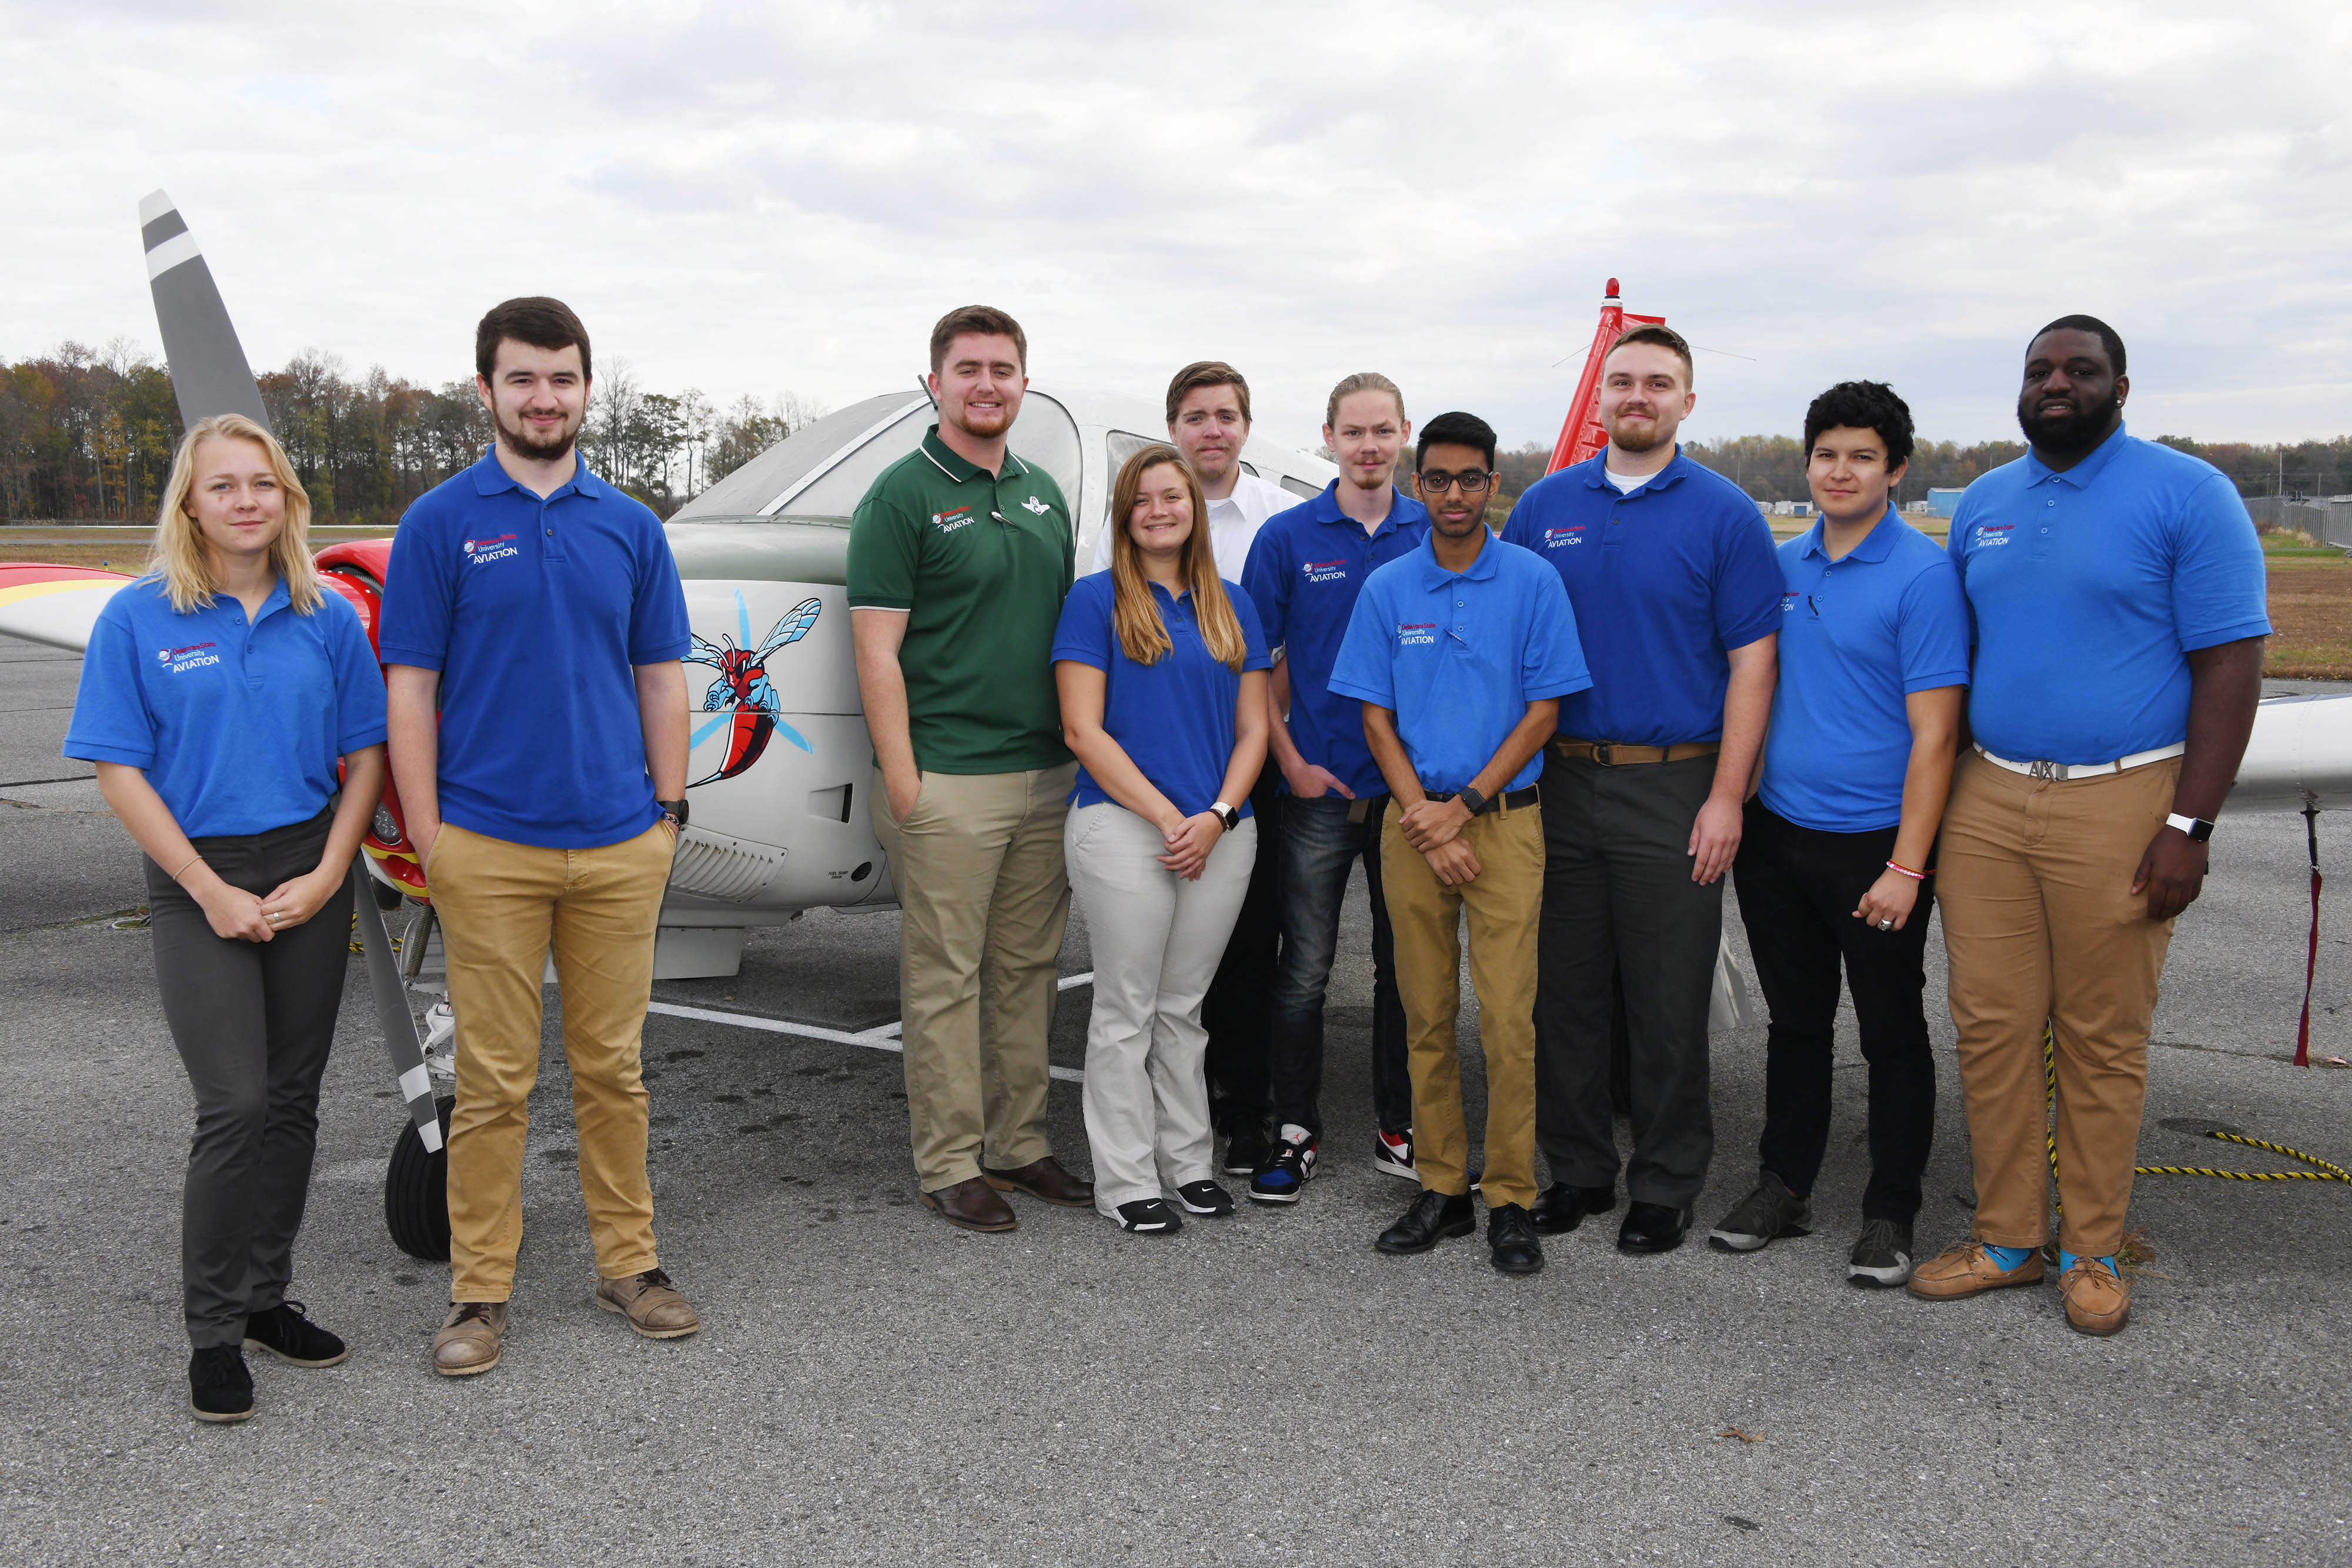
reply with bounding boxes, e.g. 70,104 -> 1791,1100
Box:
1418,469 -> 1494,494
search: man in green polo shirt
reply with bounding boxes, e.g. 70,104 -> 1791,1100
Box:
848,304 -> 1093,1231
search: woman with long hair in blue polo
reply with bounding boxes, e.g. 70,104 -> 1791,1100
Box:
1054,446 -> 1271,1233
65,413 -> 387,1422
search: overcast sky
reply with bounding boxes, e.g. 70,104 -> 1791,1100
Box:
5,1 -> 2347,456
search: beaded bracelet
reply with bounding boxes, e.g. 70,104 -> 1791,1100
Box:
1885,860 -> 1926,881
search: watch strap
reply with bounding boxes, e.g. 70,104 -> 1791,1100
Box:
1457,786 -> 1489,816
2164,812 -> 2213,843
1210,801 -> 1238,832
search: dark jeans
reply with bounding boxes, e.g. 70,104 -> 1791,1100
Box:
1733,800 -> 1936,1223
1267,791 -> 1411,1137
1201,760 -> 1282,1137
143,806 -> 353,1348
1534,753 -> 1722,1208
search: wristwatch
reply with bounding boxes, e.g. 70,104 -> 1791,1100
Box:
1456,785 -> 1489,817
2164,812 -> 2213,843
1208,801 -> 1239,833
659,797 -> 690,829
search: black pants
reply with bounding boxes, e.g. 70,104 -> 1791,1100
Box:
1201,760 -> 1282,1138
1732,800 -> 1936,1223
1534,753 -> 1721,1208
143,807 -> 353,1348
1267,792 -> 1412,1137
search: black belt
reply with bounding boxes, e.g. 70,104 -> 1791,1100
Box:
1423,784 -> 1539,815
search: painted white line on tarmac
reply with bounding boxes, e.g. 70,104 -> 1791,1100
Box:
648,980 -> 1093,1084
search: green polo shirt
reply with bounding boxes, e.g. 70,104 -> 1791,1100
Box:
846,426 -> 1076,774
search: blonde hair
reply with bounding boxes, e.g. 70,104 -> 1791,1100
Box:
1324,370 -> 1405,430
149,414 -> 323,615
1107,446 -> 1250,672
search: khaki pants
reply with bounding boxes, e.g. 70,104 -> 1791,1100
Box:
1381,798 -> 1545,1211
429,820 -> 675,1302
871,764 -> 1077,1191
1937,751 -> 2181,1258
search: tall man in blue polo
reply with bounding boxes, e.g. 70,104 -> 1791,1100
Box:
1705,382 -> 1968,1290
1239,372 -> 1431,1203
1501,324 -> 1782,1256
1332,412 -> 1590,1276
1910,316 -> 2267,1336
383,297 -> 699,1378
849,305 -> 1093,1233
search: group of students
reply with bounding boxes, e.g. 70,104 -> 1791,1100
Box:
68,294 -> 2268,1426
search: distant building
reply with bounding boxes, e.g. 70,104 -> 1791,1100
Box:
1926,487 -> 1969,516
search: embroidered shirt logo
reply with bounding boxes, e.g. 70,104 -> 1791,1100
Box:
1021,496 -> 1051,516
1542,525 -> 1586,548
465,533 -> 520,564
1975,524 -> 2014,549
1302,557 -> 1349,584
931,506 -> 974,533
159,641 -> 219,674
1397,621 -> 1438,647
1780,592 -> 1799,613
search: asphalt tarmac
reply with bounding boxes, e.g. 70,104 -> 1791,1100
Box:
4,633 -> 2348,1567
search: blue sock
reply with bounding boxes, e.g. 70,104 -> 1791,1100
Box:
1984,1245 -> 2033,1271
2059,1250 -> 2117,1273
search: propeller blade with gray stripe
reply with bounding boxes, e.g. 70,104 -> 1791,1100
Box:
352,860 -> 442,1152
139,188 -> 271,432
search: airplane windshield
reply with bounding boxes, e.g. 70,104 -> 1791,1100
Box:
779,393 -> 1084,532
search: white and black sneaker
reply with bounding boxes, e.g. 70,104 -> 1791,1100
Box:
1175,1181 -> 1234,1216
1372,1128 -> 1418,1181
1847,1218 -> 1915,1288
1248,1125 -> 1319,1205
1114,1199 -> 1182,1233
1707,1170 -> 1812,1253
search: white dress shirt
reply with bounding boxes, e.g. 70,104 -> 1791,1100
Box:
1089,468 -> 1301,579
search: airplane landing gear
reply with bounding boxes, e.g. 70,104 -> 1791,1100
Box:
385,1095 -> 455,1261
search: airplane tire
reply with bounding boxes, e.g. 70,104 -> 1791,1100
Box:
385,1095 -> 455,1261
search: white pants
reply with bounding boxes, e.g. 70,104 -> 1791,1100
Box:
1065,803 -> 1258,1217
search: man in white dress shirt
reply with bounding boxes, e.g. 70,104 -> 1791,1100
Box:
1091,363 -> 1299,1172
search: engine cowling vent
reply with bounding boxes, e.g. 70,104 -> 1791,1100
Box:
667,827 -> 783,903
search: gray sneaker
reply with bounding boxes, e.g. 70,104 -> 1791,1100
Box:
1706,1171 -> 1812,1253
1847,1218 -> 1915,1288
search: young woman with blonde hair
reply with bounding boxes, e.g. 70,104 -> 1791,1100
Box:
64,413 -> 387,1422
1053,446 -> 1270,1232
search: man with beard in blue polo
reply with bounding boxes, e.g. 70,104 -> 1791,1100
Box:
1501,323 -> 1782,1256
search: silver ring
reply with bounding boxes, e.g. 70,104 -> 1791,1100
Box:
268,912 -> 280,922
1879,918 -> 1892,930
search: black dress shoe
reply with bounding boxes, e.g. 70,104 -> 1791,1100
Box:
1375,1189 -> 1476,1255
1530,1181 -> 1615,1235
1616,1200 -> 1693,1255
1488,1203 -> 1545,1275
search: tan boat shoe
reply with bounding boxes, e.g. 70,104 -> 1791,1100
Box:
1906,1241 -> 2046,1300
596,1267 -> 701,1340
433,1301 -> 507,1377
2060,1256 -> 2131,1336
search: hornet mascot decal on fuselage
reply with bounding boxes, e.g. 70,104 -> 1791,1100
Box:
686,591 -> 823,786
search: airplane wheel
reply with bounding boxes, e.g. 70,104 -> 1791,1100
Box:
385,1095 -> 455,1261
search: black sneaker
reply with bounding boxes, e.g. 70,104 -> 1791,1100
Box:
1113,1198 -> 1182,1233
1175,1181 -> 1235,1216
1706,1171 -> 1812,1253
1222,1124 -> 1271,1177
1372,1128 -> 1417,1181
1248,1124 -> 1318,1205
189,1345 -> 254,1423
243,1300 -> 349,1368
1848,1218 -> 1915,1288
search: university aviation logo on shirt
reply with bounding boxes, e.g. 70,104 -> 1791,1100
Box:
1542,524 -> 1587,549
157,641 -> 219,674
931,506 -> 974,533
1302,557 -> 1349,584
1397,621 -> 1438,647
1974,524 -> 2015,549
1780,592 -> 1799,614
463,533 -> 520,564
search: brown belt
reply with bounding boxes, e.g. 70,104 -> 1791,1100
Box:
1552,738 -> 1720,767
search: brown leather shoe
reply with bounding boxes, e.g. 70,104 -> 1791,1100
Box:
595,1267 -> 701,1339
920,1175 -> 1018,1232
433,1300 -> 507,1377
2060,1256 -> 2131,1336
1906,1241 -> 2046,1300
983,1155 -> 1094,1208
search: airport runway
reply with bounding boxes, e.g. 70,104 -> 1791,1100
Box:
3,630 -> 2348,1567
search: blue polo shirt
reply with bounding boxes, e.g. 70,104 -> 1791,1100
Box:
379,450 -> 692,849
1949,425 -> 2270,765
1051,573 -> 1272,818
1760,510 -> 1970,833
65,576 -> 387,839
1500,451 -> 1783,745
1328,533 -> 1591,795
1239,483 -> 1430,797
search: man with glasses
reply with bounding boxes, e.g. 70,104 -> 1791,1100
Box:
1333,412 -> 1589,1275
1501,324 -> 1782,1256
1091,363 -> 1301,1175
1238,373 -> 1430,1204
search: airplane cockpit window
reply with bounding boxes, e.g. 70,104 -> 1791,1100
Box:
1280,474 -> 1323,501
1240,460 -> 1260,477
1105,430 -> 1158,479
777,402 -> 933,519
1008,394 -> 1083,524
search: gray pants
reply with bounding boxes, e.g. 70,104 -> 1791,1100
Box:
142,807 -> 352,1348
1534,754 -> 1722,1208
1065,803 -> 1257,1216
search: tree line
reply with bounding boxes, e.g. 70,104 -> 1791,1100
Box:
4,342 -> 2347,524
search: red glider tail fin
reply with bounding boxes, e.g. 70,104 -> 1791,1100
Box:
1546,278 -> 1666,474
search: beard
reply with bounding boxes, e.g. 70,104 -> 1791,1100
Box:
496,404 -> 580,463
1603,413 -> 1671,456
2016,387 -> 2122,460
947,399 -> 1014,440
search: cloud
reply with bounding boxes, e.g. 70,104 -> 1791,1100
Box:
2,0 -> 2346,451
